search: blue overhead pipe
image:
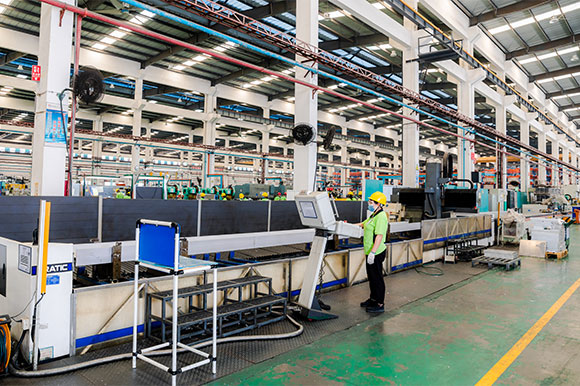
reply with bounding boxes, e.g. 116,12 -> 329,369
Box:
120,0 -> 555,168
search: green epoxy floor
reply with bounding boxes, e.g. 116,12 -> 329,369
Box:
217,227 -> 580,385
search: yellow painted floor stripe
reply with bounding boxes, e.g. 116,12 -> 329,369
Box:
476,277 -> 580,386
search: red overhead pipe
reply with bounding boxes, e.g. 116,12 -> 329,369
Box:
37,0 -> 577,180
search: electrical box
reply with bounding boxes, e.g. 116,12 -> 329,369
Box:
295,191 -> 337,230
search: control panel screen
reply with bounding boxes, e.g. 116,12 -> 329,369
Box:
299,201 -> 317,219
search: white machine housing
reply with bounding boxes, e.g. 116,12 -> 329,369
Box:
295,191 -> 337,231
294,191 -> 363,319
0,238 -> 73,361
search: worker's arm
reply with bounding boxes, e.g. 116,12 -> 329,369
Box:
370,234 -> 383,254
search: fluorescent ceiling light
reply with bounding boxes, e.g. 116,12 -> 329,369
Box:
250,80 -> 262,85
324,11 -> 348,19
183,60 -> 195,66
194,55 -> 208,62
372,3 -> 385,9
557,46 -> 580,55
554,74 -> 572,81
129,17 -> 143,25
491,4 -> 580,36
92,42 -> 107,50
101,37 -> 116,44
215,46 -> 227,52
537,78 -> 553,84
489,25 -> 511,35
173,65 -> 185,70
328,84 -> 338,89
242,83 -> 252,88
110,30 -> 127,39
538,52 -> 557,60
140,10 -> 155,18
261,76 -> 274,82
519,57 -> 537,64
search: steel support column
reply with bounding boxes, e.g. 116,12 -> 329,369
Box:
293,0 -> 318,193
402,7 -> 419,188
31,0 -> 75,195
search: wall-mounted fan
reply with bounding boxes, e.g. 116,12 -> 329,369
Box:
73,67 -> 105,105
322,126 -> 336,151
292,123 -> 315,145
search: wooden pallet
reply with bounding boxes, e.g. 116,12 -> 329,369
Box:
546,249 -> 568,260
472,255 -> 521,271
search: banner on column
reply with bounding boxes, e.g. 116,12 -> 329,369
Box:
45,109 -> 67,144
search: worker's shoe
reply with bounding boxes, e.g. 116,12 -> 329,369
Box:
366,304 -> 384,313
360,298 -> 376,307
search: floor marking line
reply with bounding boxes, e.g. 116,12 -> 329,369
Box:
476,277 -> 580,386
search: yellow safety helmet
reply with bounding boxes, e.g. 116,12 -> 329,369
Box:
262,192 -> 268,197
239,193 -> 244,199
369,191 -> 387,205
358,191 -> 362,196
201,193 -> 206,197
221,192 -> 226,197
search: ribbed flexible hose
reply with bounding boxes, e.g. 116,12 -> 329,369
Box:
9,313 -> 302,377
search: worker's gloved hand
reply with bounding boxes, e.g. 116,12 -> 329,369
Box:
367,252 -> 375,265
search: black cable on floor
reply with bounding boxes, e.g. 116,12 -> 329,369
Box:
415,263 -> 444,277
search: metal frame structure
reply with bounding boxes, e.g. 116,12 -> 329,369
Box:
132,219 -> 216,386
155,0 -> 579,171
146,274 -> 286,342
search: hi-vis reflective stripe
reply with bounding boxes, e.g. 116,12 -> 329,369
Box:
40,201 -> 51,295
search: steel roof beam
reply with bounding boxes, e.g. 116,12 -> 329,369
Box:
421,82 -> 455,91
507,34 -> 580,60
140,1 -> 296,69
469,0 -> 551,26
546,86 -> 580,99
530,63 -> 580,82
143,85 -> 185,97
0,51 -> 26,65
318,33 -> 387,51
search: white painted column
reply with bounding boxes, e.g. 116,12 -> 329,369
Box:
562,143 -> 570,185
538,130 -> 547,184
520,119 -> 530,190
203,89 -> 218,186
31,0 -> 75,195
457,67 -> 484,187
495,98 -> 507,189
293,0 -> 318,192
554,139 -> 561,186
131,77 -> 143,179
402,9 -> 419,187
340,145 -> 347,192
92,117 -> 103,175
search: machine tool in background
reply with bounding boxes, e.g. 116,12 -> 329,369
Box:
234,183 -> 286,200
392,154 -> 477,221
294,191 -> 363,320
500,210 -> 527,244
527,217 -> 569,255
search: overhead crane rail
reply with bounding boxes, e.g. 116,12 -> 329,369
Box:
383,0 -> 578,145
158,0 -> 579,173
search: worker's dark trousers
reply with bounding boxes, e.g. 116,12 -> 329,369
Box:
365,249 -> 386,304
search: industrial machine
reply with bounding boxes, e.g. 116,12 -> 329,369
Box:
500,210 -> 526,244
527,218 -> 569,253
294,191 -> 363,320
393,157 -> 477,221
234,183 -> 286,200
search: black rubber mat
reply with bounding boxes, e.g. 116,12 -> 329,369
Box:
6,262 -> 486,385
